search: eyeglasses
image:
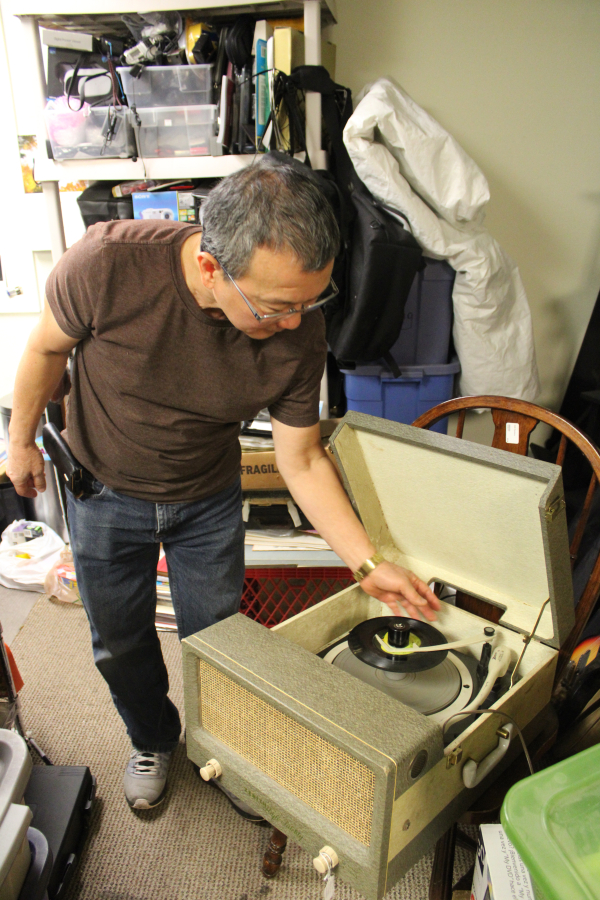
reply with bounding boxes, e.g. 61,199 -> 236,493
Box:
219,262 -> 338,322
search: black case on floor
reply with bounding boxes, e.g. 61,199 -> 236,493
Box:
24,766 -> 95,899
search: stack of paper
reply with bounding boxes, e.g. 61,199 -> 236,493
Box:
244,528 -> 332,553
239,435 -> 274,451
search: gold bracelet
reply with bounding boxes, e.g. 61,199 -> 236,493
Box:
353,552 -> 385,583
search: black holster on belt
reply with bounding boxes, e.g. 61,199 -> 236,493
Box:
42,423 -> 86,499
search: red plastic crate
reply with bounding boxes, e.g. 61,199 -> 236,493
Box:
241,567 -> 354,628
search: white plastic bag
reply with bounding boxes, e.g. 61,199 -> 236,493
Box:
0,520 -> 65,592
44,547 -> 81,604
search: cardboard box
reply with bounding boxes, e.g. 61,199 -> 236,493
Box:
472,824 -> 535,900
132,191 -> 197,223
240,451 -> 285,491
132,191 -> 178,221
240,420 -> 340,491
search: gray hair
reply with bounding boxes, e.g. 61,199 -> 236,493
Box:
200,154 -> 340,278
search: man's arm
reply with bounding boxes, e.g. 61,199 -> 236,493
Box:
7,298 -> 80,498
271,419 -> 441,620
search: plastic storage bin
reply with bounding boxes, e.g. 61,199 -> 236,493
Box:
17,828 -> 52,900
388,257 -> 455,366
117,65 -> 213,108
501,744 -> 600,900
342,359 -> 460,433
134,106 -> 216,158
44,102 -> 135,161
0,730 -> 33,900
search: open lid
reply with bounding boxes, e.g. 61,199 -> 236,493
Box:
330,413 -> 575,649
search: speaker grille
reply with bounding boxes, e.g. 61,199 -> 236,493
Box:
198,660 -> 375,845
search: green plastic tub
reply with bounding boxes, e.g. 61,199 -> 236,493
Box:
501,744 -> 600,900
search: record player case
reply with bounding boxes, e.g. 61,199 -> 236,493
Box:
183,412 -> 575,899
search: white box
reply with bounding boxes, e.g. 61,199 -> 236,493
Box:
472,824 -> 535,900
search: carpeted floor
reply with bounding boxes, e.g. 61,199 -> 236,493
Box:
11,598 -> 476,900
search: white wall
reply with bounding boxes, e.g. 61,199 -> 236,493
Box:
329,0 -> 600,423
0,5 -> 85,399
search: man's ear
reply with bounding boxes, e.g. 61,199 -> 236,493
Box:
197,252 -> 220,289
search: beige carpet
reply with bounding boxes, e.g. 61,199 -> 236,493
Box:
11,598 -> 475,900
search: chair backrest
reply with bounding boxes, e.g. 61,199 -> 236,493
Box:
412,395 -> 600,681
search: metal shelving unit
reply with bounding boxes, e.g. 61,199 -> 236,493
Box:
7,0 -> 337,261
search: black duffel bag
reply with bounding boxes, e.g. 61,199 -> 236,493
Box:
269,66 -> 424,371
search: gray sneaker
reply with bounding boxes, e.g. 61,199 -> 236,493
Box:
124,749 -> 172,810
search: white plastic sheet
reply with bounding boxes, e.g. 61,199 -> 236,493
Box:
343,78 -> 540,400
0,520 -> 65,592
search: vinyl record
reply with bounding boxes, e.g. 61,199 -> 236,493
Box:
348,617 -> 448,673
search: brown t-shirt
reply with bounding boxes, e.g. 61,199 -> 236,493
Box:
45,220 -> 327,502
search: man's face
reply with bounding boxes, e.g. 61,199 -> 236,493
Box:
205,247 -> 334,340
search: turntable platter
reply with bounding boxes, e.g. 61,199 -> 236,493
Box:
323,639 -> 478,723
330,645 -> 461,715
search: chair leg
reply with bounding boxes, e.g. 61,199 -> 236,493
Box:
429,823 -> 457,900
453,864 -> 475,893
455,829 -> 478,853
262,828 -> 287,878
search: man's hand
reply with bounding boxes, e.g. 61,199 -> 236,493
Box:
360,561 -> 441,621
7,442 -> 46,498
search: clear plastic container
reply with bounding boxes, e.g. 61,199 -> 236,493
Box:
501,744 -> 600,900
134,105 -> 216,158
117,65 -> 213,108
44,99 -> 135,160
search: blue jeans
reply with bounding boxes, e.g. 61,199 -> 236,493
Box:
66,478 -> 245,753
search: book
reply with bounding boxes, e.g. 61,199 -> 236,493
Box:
273,26 -> 304,76
252,19 -> 273,50
266,36 -> 275,148
272,27 -> 306,152
322,41 -> 336,80
255,38 -> 270,146
217,73 -> 234,149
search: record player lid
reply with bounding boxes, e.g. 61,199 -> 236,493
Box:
330,413 -> 575,650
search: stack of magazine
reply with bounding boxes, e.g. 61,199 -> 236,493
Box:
156,551 -> 177,632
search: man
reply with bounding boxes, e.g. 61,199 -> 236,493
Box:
8,156 -> 439,812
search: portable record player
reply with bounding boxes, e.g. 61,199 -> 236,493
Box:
183,412 -> 574,900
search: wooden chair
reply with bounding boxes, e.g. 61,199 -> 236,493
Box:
411,395 -> 600,900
